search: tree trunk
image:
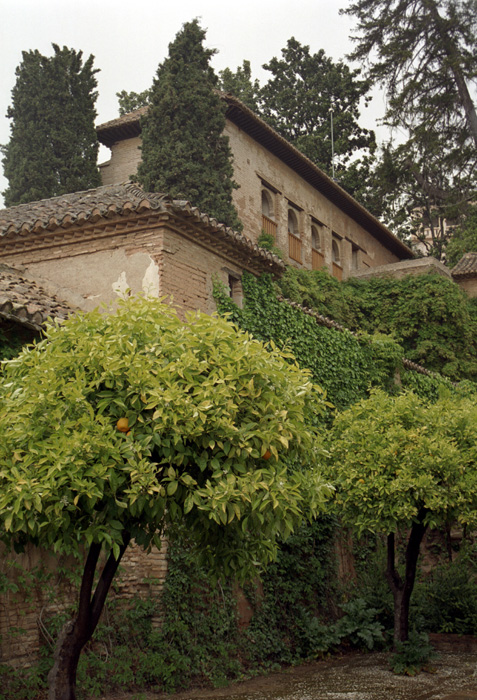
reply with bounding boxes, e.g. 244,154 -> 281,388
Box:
48,534 -> 130,700
425,0 -> 477,148
386,511 -> 427,647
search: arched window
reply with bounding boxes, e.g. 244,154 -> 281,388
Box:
288,208 -> 299,235
261,189 -> 274,219
311,225 -> 320,251
332,239 -> 341,264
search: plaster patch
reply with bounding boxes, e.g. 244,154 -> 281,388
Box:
112,271 -> 130,298
142,259 -> 160,298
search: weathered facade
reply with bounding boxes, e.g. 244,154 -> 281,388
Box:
97,95 -> 414,279
0,182 -> 283,317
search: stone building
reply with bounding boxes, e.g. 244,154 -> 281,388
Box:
97,95 -> 414,280
0,94 -> 418,668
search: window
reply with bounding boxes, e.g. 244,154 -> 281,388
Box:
311,224 -> 324,270
311,225 -> 320,251
228,274 -> 243,307
288,208 -> 302,263
332,239 -> 341,263
261,189 -> 277,239
332,238 -> 342,280
287,208 -> 299,235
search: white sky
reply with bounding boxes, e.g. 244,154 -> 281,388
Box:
0,0 -> 388,206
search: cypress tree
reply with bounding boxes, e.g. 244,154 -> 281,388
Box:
2,44 -> 100,207
137,20 -> 242,231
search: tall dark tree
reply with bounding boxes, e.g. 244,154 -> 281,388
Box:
343,0 -> 477,256
136,20 -> 242,231
258,38 -> 377,205
2,45 -> 100,207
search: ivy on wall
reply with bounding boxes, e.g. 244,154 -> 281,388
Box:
278,267 -> 477,382
214,273 -> 475,409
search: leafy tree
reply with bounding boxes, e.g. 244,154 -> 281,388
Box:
327,389 -> 477,645
2,44 -> 100,207
343,0 -> 477,255
116,88 -> 152,116
0,296 -> 331,699
136,20 -> 242,230
258,38 -> 377,205
446,204 -> 477,266
218,60 -> 260,111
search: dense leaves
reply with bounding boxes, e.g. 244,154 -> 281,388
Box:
278,267 -> 477,381
326,388 -> 477,641
2,44 -> 100,206
258,38 -> 378,205
136,20 -> 242,230
343,0 -> 477,254
0,297 -> 331,576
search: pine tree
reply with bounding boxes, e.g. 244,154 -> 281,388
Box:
2,44 -> 100,207
136,20 -> 242,231
343,0 -> 477,256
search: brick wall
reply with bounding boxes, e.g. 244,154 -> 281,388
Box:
100,136 -> 142,186
0,541 -> 168,667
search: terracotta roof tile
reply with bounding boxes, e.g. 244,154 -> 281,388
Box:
0,265 -> 75,330
451,252 -> 477,277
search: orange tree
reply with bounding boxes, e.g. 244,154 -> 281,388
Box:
0,297 -> 332,700
326,389 -> 477,646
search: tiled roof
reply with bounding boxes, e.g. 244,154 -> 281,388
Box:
451,252 -> 477,277
0,183 -> 285,275
0,265 -> 75,330
96,95 -> 413,261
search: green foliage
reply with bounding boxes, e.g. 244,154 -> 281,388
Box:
413,552 -> 477,635
214,273 -> 406,409
258,37 -> 378,206
327,389 -> 477,537
257,232 -> 283,259
136,20 -> 242,230
116,89 -> 151,116
243,517 -> 337,664
277,266 -> 477,382
389,631 -> 438,676
0,296 -> 331,579
344,0 -> 477,252
446,204 -> 477,266
333,598 -> 384,650
218,60 -> 260,111
2,44 -> 100,207
344,274 -> 477,380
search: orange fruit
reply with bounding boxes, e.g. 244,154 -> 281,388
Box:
263,450 -> 272,460
116,417 -> 129,433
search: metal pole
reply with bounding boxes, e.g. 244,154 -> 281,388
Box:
329,102 -> 335,180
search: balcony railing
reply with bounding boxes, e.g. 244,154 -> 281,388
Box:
332,262 -> 343,281
312,249 -> 324,270
288,233 -> 302,263
262,214 -> 277,239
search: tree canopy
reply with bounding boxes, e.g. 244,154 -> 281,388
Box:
327,389 -> 477,643
258,38 -> 377,205
136,19 -> 242,230
0,296 -> 331,698
2,44 -> 100,207
343,0 -> 477,255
